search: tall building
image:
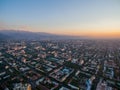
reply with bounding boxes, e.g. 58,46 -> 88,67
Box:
86,76 -> 95,90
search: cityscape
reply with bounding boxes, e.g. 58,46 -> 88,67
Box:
0,0 -> 120,90
0,40 -> 120,90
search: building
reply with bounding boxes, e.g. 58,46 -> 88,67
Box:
13,83 -> 31,90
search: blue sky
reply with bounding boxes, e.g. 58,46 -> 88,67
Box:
0,0 -> 120,37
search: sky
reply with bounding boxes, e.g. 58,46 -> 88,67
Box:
0,0 -> 120,38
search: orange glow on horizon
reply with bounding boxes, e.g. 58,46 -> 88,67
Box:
0,27 -> 120,38
50,29 -> 120,38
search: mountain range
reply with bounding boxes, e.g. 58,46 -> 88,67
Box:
0,30 -> 85,40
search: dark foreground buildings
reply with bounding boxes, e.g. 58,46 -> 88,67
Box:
0,40 -> 120,90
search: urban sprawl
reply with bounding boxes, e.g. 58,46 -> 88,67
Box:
0,40 -> 120,90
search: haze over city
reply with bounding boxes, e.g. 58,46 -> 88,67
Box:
0,0 -> 120,38
1,0 -> 120,90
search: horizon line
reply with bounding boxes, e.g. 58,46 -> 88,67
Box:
0,29 -> 120,39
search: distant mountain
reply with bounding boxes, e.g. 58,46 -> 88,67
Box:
0,30 -> 56,40
0,33 -> 10,40
0,30 -> 86,40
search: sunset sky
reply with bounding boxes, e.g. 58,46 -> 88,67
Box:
0,0 -> 120,38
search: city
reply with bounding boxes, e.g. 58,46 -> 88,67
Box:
1,0 -> 120,90
0,40 -> 120,90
